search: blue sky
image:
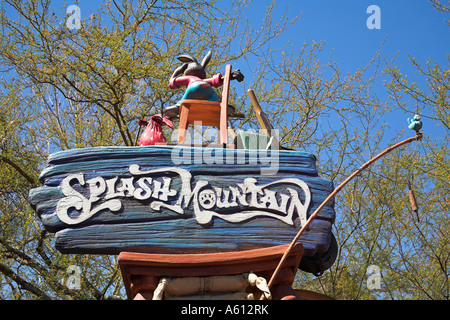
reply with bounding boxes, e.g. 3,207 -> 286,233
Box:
63,1 -> 448,70
9,0 -> 449,140
240,0 -> 449,140
258,1 -> 449,70
54,1 -> 450,89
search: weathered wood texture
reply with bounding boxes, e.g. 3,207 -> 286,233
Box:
119,243 -> 303,300
28,146 -> 336,258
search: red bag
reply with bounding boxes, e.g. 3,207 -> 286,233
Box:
138,114 -> 174,146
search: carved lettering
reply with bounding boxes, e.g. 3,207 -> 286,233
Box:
56,165 -> 311,227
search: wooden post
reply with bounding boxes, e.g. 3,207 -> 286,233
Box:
220,65 -> 232,145
247,89 -> 280,149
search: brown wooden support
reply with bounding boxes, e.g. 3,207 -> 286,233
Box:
119,244 -> 303,300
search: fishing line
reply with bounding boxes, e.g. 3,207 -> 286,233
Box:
267,133 -> 423,291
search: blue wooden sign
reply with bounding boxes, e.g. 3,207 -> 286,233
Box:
28,146 -> 336,262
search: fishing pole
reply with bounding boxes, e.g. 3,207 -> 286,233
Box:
267,132 -> 424,290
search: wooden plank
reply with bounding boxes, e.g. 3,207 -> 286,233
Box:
118,243 -> 303,268
119,244 -> 303,299
30,171 -> 335,233
183,100 -> 221,126
247,88 -> 274,136
220,65 -> 232,144
54,217 -> 332,256
38,146 -> 320,183
29,145 -> 336,258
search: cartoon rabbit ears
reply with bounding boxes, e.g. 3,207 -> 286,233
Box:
176,50 -> 212,68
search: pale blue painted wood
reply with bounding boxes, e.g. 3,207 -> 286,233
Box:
29,145 -> 336,259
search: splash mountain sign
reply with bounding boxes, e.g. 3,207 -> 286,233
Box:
28,146 -> 335,259
56,165 -> 311,227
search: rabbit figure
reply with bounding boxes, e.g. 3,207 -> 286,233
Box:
165,50 -> 244,118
